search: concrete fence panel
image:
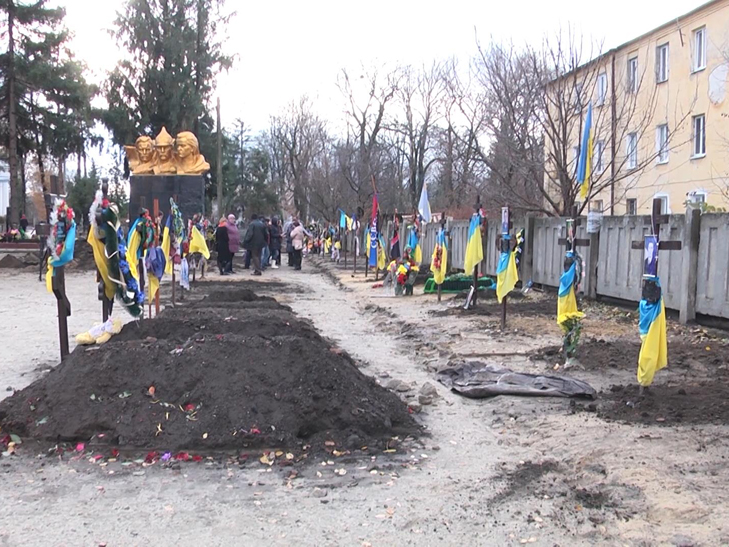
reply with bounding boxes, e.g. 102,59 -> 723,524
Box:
696,213 -> 729,318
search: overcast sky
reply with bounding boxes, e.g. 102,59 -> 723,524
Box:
63,0 -> 704,134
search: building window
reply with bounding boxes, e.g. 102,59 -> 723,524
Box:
656,43 -> 669,83
596,73 -> 608,106
590,200 -> 604,212
574,82 -> 583,113
654,193 -> 669,214
594,140 -> 605,174
626,198 -> 637,215
627,132 -> 638,170
693,27 -> 706,72
692,114 -> 706,157
656,124 -> 669,164
687,190 -> 707,204
627,56 -> 639,93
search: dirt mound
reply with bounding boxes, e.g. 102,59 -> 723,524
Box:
0,285 -> 418,454
66,240 -> 97,271
597,382 -> 729,425
530,337 -> 729,372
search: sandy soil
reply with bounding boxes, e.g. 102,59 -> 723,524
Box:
1,258 -> 729,546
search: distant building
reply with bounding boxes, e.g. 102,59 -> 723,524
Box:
545,0 -> 729,215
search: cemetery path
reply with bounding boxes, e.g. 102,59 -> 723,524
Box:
1,259 -> 728,546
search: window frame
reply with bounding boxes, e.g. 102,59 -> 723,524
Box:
574,82 -> 584,113
594,140 -> 605,174
626,132 -> 638,170
654,193 -> 670,214
656,124 -> 669,164
656,43 -> 670,84
627,56 -> 639,94
626,198 -> 638,215
693,26 -> 707,73
590,199 -> 604,213
692,114 -> 706,158
596,72 -> 608,106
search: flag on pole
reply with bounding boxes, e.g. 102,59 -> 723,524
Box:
463,213 -> 483,276
377,235 -> 387,270
418,183 -> 432,223
637,278 -> 668,386
390,223 -> 401,260
557,252 -> 585,326
338,209 -> 351,230
496,236 -> 519,303
127,218 -> 143,283
407,229 -> 422,265
189,225 -> 210,259
162,215 -> 173,275
576,102 -> 593,200
431,227 -> 448,285
369,194 -> 379,267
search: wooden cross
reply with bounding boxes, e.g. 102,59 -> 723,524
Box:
52,265 -> 72,360
557,205 -> 591,256
630,197 -> 682,303
499,205 -> 512,330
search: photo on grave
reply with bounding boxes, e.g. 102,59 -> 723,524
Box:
644,235 -> 658,278
501,207 -> 509,235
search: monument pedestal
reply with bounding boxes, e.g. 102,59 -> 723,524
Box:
129,175 -> 205,219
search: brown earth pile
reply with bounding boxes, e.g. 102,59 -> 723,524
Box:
0,285 -> 418,454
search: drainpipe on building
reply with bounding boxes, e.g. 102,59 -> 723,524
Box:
610,51 -> 617,215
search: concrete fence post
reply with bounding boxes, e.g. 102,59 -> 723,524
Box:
523,214 -> 536,284
679,206 -> 701,324
587,229 -> 600,299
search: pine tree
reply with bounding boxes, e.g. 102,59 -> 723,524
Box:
0,0 -> 98,224
102,0 -> 232,166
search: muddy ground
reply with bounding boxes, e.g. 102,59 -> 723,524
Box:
1,257 -> 729,545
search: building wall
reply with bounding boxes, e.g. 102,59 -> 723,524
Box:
548,0 -> 729,215
0,169 -> 9,218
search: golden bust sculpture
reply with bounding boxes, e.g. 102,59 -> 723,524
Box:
153,127 -> 177,174
125,136 -> 157,175
124,127 -> 210,176
175,131 -> 210,175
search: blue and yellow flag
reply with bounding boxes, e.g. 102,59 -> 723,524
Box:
377,235 -> 387,270
127,218 -> 143,283
576,102 -> 593,200
407,228 -> 422,265
339,209 -> 351,230
638,278 -> 668,387
88,226 -> 115,301
189,225 -> 210,259
557,252 -> 585,326
463,213 -> 483,276
45,222 -> 77,293
162,215 -> 173,275
496,236 -> 519,303
430,228 -> 448,285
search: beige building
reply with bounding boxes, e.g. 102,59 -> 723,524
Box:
546,0 -> 729,215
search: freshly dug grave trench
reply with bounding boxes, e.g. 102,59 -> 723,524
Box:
0,285 -> 419,454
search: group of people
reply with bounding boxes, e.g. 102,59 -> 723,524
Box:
212,214 -> 310,276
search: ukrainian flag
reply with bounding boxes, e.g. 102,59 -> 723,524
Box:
463,213 -> 483,276
557,252 -> 585,326
126,218 -> 143,283
189,225 -> 210,259
162,215 -> 173,275
430,227 -> 448,285
88,225 -> 115,301
637,278 -> 668,387
407,229 -> 422,265
576,102 -> 593,200
496,236 -> 519,303
339,209 -> 351,230
377,235 -> 387,270
45,221 -> 77,293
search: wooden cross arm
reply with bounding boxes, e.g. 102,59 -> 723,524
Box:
643,215 -> 670,225
558,238 -> 590,247
630,240 -> 682,251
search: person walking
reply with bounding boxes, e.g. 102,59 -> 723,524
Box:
270,217 -> 282,269
215,217 -> 232,275
290,218 -> 305,271
261,218 -> 271,270
243,214 -> 267,276
225,214 -> 240,273
284,217 -> 295,267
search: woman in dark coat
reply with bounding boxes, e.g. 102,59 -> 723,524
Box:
270,217 -> 282,268
215,217 -> 232,275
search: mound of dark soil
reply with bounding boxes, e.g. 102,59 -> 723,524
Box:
598,382 -> 729,426
0,285 -> 418,454
531,337 -> 729,372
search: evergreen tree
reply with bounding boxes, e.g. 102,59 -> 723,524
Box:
0,0 -> 97,224
103,0 -> 232,181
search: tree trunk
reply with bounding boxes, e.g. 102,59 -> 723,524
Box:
7,1 -> 21,225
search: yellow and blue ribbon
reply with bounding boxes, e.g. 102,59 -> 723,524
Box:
557,252 -> 585,326
45,222 -> 77,292
638,277 -> 668,387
